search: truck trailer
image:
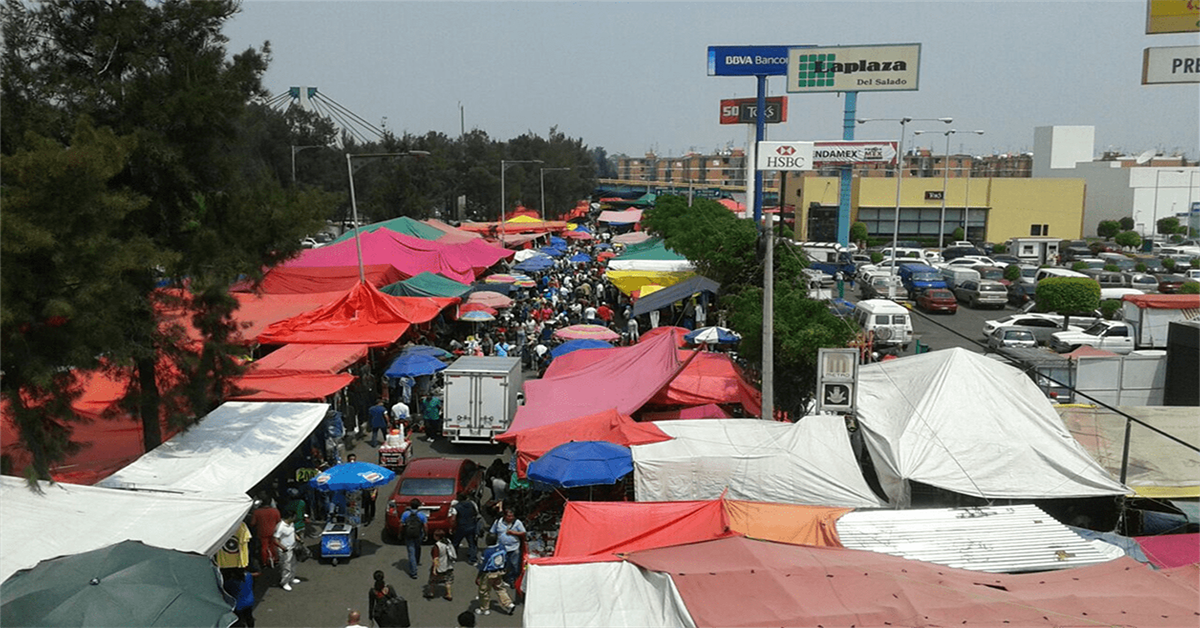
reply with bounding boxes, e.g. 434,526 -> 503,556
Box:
441,356 -> 523,444
1049,293 -> 1200,354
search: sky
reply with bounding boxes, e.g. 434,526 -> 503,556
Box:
222,1 -> 1200,160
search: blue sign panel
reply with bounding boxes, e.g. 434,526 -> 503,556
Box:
707,45 -> 796,76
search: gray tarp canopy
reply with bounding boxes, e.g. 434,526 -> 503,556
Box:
632,276 -> 719,318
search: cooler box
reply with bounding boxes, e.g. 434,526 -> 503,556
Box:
319,522 -> 358,563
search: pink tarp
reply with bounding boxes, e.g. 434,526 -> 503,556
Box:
506,333 -> 695,435
648,351 -> 762,417
280,230 -> 478,283
422,218 -> 482,243
232,264 -> 403,294
1136,534 -> 1200,568
495,408 -> 671,478
597,209 -> 643,223
637,326 -> 688,347
624,536 -> 1200,628
257,282 -> 458,347
639,404 -> 731,421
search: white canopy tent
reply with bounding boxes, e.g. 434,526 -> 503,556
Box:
632,417 -> 888,508
855,348 -> 1130,506
606,258 -> 695,273
524,560 -> 695,628
98,401 -> 329,495
0,477 -> 251,582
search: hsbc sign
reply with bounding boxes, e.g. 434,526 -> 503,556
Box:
756,141 -> 814,171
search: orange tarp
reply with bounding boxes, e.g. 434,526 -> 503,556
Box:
723,500 -> 849,548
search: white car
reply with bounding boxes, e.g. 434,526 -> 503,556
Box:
982,313 -> 1081,345
939,257 -> 996,270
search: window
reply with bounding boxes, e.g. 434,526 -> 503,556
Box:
875,315 -> 890,325
1106,326 -> 1128,337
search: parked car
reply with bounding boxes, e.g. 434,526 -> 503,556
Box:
916,288 -> 958,314
941,256 -> 997,270
953,279 -> 1008,309
941,245 -> 987,262
982,313 -> 1080,345
1007,282 -> 1037,306
1006,263 -> 1039,285
385,457 -> 484,540
991,254 -> 1022,266
861,273 -> 904,300
987,327 -> 1038,351
975,265 -> 1007,285
1123,272 -> 1160,292
1155,274 -> 1187,294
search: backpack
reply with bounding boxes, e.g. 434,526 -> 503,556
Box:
403,511 -> 424,541
373,592 -> 410,628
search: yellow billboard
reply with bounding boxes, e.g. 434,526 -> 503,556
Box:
1146,0 -> 1200,34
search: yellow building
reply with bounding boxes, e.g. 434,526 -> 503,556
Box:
787,174 -> 1086,244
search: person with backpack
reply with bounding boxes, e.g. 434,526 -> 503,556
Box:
367,570 -> 410,628
450,492 -> 480,565
424,528 -> 456,601
400,499 -> 427,579
473,533 -> 514,616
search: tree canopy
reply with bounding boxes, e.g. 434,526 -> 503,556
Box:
641,196 -> 857,416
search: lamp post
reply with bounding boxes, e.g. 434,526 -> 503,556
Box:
539,167 -> 571,221
914,129 -> 984,247
291,144 -> 324,184
501,160 -> 544,240
857,117 -> 952,281
346,151 -> 430,282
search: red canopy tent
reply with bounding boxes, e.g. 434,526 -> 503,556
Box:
256,282 -> 458,347
1136,533 -> 1200,568
231,264 -> 403,295
226,343 -> 368,401
637,326 -> 688,347
230,291 -> 347,343
639,404 -> 732,421
647,351 -> 762,417
280,230 -> 479,283
496,408 -> 671,478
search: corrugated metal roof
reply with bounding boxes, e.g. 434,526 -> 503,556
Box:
837,504 -> 1114,573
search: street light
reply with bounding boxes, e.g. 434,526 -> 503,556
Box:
856,117 -> 952,281
500,159 -> 543,236
291,144 -> 324,183
914,129 -> 984,247
346,151 -> 430,282
539,167 -> 571,221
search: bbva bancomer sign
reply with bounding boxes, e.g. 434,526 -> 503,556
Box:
786,44 -> 921,93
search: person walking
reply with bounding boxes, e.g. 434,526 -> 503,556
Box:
367,399 -> 390,447
273,512 -> 300,591
488,508 -> 526,587
422,392 -> 443,442
223,568 -> 257,627
451,491 -> 480,565
249,499 -> 281,569
425,529 -> 456,601
400,499 -> 428,579
474,533 -> 514,616
368,570 -> 410,627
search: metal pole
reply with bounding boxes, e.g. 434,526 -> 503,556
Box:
889,119 -> 907,280
837,92 -> 858,246
539,168 -> 546,222
291,146 -> 297,184
939,131 -> 951,247
346,153 -> 366,284
500,161 -> 507,235
753,75 -> 767,225
762,212 -> 774,421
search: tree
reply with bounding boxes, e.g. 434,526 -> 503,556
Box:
1180,281 -> 1200,295
1119,216 -> 1135,231
1097,220 -> 1121,239
1,0 -> 329,478
1003,264 -> 1022,282
952,226 -> 965,241
641,196 -> 854,416
850,222 -> 869,247
1114,230 -> 1142,250
1157,216 -> 1185,236
1035,277 -> 1101,329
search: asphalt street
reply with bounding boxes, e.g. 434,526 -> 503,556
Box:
254,436 -> 522,628
840,284 -> 1014,356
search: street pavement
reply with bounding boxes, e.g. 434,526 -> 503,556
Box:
839,284 -> 1013,356
255,436 -> 522,628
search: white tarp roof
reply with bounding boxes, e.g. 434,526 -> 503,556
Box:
606,258 -> 695,273
0,477 -> 251,582
632,417 -> 888,508
855,348 -> 1129,506
524,561 -> 695,628
98,401 -> 328,495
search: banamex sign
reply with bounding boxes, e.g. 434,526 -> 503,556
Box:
757,142 -> 814,171
786,43 -> 921,93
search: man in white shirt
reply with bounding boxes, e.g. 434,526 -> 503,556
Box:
391,399 -> 410,426
273,513 -> 300,591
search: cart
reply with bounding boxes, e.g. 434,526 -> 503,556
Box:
309,461 -> 396,566
377,426 -> 412,472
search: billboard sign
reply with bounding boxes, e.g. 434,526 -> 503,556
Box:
786,44 -> 921,93
816,348 -> 858,414
708,45 -> 795,76
1146,0 -> 1199,34
1142,46 -> 1200,84
720,96 -> 788,124
811,140 -> 899,166
756,141 -> 814,171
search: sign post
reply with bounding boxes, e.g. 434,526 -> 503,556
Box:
816,348 -> 859,415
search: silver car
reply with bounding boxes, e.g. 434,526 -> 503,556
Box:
987,327 -> 1038,351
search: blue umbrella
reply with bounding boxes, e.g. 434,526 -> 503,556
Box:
309,461 -> 396,492
385,353 -> 449,378
526,441 -> 633,488
549,338 -> 612,358
548,235 -> 567,247
514,257 -> 554,272
568,252 -> 591,263
459,310 -> 496,322
400,345 -> 453,359
684,326 -> 742,345
538,246 -> 566,258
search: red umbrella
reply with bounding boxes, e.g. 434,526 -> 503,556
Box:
460,302 -> 498,315
466,291 -> 514,309
554,324 -> 621,342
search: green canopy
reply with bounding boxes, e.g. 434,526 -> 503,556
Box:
380,272 -> 472,298
615,238 -> 687,261
331,216 -> 445,245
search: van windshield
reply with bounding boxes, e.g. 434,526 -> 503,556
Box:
913,272 -> 940,281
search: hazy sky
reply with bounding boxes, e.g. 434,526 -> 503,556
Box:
223,1 -> 1199,160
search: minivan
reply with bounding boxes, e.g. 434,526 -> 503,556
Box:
941,266 -> 982,290
1078,268 -> 1126,289
854,299 -> 913,351
1034,267 -> 1088,283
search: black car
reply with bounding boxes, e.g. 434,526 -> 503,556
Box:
1007,282 -> 1036,306
941,246 -> 986,262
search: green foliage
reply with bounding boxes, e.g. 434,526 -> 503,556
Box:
1103,264 -> 1120,272
1119,216 -> 1135,231
992,243 -> 1007,254
849,222 -> 869,244
1036,277 -> 1101,315
1135,262 -> 1148,272
1099,299 -> 1123,320
870,251 -> 884,264
952,227 -> 965,241
1156,216 -> 1184,235
1003,264 -> 1022,282
1164,257 -> 1177,270
641,196 -> 762,287
1192,259 -> 1200,269
1071,261 -> 1088,271
1180,281 -> 1200,295
1114,230 -> 1142,249
1097,220 -> 1121,239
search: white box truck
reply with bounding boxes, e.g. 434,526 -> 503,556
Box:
441,356 -> 523,444
1049,293 -> 1200,354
